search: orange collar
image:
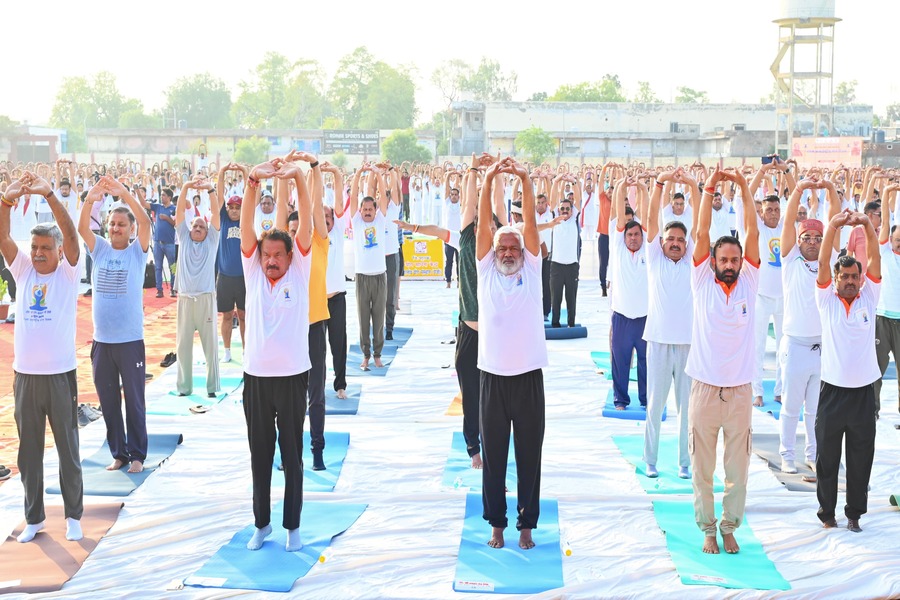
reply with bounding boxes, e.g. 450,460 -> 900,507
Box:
838,293 -> 860,317
715,278 -> 737,300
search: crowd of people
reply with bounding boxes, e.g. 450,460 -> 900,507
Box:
0,151 -> 895,554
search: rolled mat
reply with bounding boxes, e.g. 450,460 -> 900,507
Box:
0,503 -> 123,594
545,325 -> 588,340
47,433 -> 184,496
590,350 -> 638,382
612,434 -> 721,494
322,383 -> 361,415
544,308 -> 568,323
441,431 -> 516,490
751,433 -> 842,493
346,344 -> 397,377
651,499 -> 791,590
890,494 -> 899,507
751,380 -> 802,421
184,501 -> 367,593
603,388 -> 664,422
453,492 -> 564,594
270,431 -> 350,492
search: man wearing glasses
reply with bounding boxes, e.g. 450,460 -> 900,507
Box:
254,189 -> 276,237
549,196 -> 580,328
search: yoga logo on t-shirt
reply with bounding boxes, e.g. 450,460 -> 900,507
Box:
261,219 -> 274,232
364,226 -> 378,248
29,283 -> 48,311
768,237 -> 782,267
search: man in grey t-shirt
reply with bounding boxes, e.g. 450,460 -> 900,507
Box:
174,178 -> 222,397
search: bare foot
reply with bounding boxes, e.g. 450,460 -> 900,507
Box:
702,536 -> 720,554
721,532 -> 739,553
519,529 -> 535,550
471,454 -> 483,469
753,396 -> 763,407
106,459 -> 126,471
336,389 -> 348,399
360,358 -> 370,370
487,527 -> 504,548
615,405 -> 626,411
127,460 -> 144,473
374,357 -> 384,368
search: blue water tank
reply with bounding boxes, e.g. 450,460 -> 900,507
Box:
875,130 -> 886,143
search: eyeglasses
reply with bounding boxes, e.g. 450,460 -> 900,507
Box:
799,235 -> 823,243
558,208 -> 571,213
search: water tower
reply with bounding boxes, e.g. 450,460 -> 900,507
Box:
770,0 -> 840,155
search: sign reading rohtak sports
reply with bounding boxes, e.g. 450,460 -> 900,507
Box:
791,137 -> 863,169
323,130 -> 379,155
402,237 -> 444,279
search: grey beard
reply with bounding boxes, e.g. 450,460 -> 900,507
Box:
495,255 -> 524,276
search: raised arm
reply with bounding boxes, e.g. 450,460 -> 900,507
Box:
782,178 -> 818,256
0,175 -> 29,264
695,168 -> 726,263
276,158 -> 313,252
649,170 -> 675,241
819,211 -> 851,285
508,159 -> 540,256
241,161 -> 279,255
102,176 -> 151,252
476,162 -> 503,260
175,181 -> 192,228
749,161 -> 775,197
321,163 -> 345,218
78,181 -> 106,253
29,175 -> 80,266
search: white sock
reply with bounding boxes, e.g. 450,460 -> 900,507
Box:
17,521 -> 44,543
66,518 -> 83,541
246,524 -> 272,551
222,349 -> 232,363
285,528 -> 303,552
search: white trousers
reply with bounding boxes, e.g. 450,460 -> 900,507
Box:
643,342 -> 691,468
752,294 -> 783,397
778,336 -> 820,463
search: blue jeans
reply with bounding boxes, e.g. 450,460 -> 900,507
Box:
610,311 -> 647,407
153,240 -> 177,291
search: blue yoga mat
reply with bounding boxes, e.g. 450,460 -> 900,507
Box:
652,499 -> 791,590
612,435 -> 721,494
441,431 -> 516,490
269,431 -> 349,492
453,492 -> 564,594
545,325 -> 588,340
346,344 -> 397,377
544,308 -> 569,323
603,388 -> 663,421
752,380 -> 802,421
452,309 -> 460,328
146,391 -> 228,417
48,433 -> 183,496
590,351 -> 638,382
383,326 -> 413,348
885,361 -> 897,380
321,383 -> 361,415
185,501 -> 367,593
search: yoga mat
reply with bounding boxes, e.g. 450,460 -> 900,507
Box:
269,431 -> 350,492
346,344 -> 397,377
194,375 -> 244,394
441,431 -> 516,490
0,503 -> 124,594
452,309 -> 460,328
48,433 -> 184,496
322,383 -> 361,415
146,391 -> 228,417
185,501 -> 367,593
544,308 -> 569,323
384,326 -> 413,348
545,325 -> 588,340
612,435 -> 721,494
751,433 -> 840,493
590,350 -> 638,381
453,492 -> 564,594
884,361 -> 897,380
603,388 -> 664,422
751,380 -> 800,421
652,499 -> 791,591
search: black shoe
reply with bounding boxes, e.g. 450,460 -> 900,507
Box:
551,323 -> 561,328
77,405 -> 92,428
602,288 -> 608,297
160,352 -> 176,368
822,518 -> 838,528
0,466 -> 10,481
156,290 -> 164,298
208,392 -> 217,398
847,519 -> 862,533
145,373 -> 153,381
312,449 -> 326,471
386,331 -> 393,341
81,278 -> 89,284
83,288 -> 92,297
170,289 -> 177,298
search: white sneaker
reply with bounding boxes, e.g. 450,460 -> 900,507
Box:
678,466 -> 691,479
222,349 -> 232,363
645,464 -> 659,478
781,459 -> 798,474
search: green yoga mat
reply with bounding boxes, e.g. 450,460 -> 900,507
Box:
612,435 -> 722,494
590,351 -> 638,382
652,499 -> 790,590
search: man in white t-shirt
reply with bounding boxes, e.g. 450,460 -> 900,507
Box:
476,157 -> 548,552
239,156 -> 315,552
254,189 -> 276,237
321,165 -> 349,399
0,172 -> 84,544
383,169 -> 403,340
535,193 -> 554,318
709,191 -> 733,241
686,166 -> 759,555
549,196 -> 580,328
350,165 -> 390,369
643,168 -> 697,480
443,185 -> 462,288
873,183 -> 900,417
815,210 -> 880,533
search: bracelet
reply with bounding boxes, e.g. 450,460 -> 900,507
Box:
247,176 -> 260,188
44,190 -> 55,199
0,194 -> 15,207
704,186 -> 716,194
414,224 -> 419,233
655,181 -> 664,189
309,161 -> 319,169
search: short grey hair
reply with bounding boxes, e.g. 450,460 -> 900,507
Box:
31,224 -> 63,247
492,225 -> 524,251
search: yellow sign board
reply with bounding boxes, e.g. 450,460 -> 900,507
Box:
402,237 -> 445,279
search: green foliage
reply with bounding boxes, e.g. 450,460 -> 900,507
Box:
118,108 -> 160,129
431,57 -> 517,104
632,81 -> 661,103
834,80 -> 857,105
529,91 -> 548,101
515,126 -> 556,164
232,52 -> 325,129
328,47 -> 416,129
50,71 -> 138,151
674,86 -> 708,104
886,104 -> 900,125
382,129 -> 431,164
166,73 -> 233,128
549,75 -> 625,102
331,151 -> 348,168
233,136 -> 271,165
418,109 -> 452,156
0,115 -> 19,135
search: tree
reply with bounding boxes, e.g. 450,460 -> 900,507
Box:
331,151 -> 348,169
233,136 -> 271,164
674,86 -> 709,104
233,52 -> 326,129
328,47 -> 378,129
418,109 -> 451,156
549,75 -> 626,102
50,71 -> 137,151
166,73 -> 233,128
0,115 -> 19,136
515,126 -> 556,164
632,81 -> 661,104
431,57 -> 517,104
382,129 -> 431,164
431,59 -> 471,105
328,47 -> 416,129
529,91 -> 548,101
118,108 -> 161,129
834,80 -> 857,105
886,103 -> 900,125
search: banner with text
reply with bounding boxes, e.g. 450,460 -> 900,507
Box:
324,130 -> 380,155
402,237 -> 445,279
791,137 -> 863,169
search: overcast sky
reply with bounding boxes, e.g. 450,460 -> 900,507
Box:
8,0 -> 897,126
